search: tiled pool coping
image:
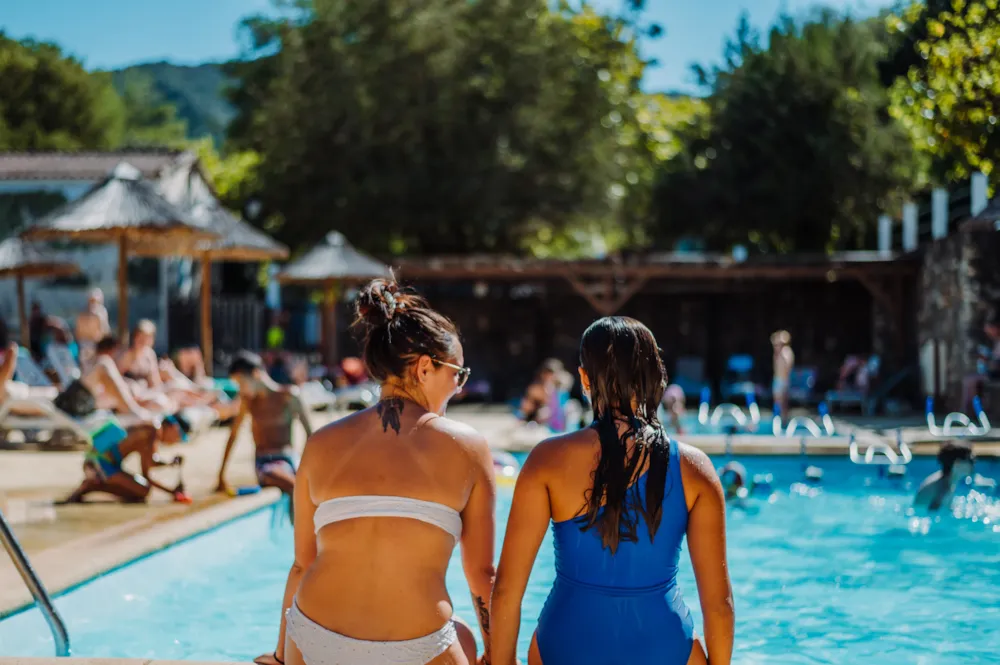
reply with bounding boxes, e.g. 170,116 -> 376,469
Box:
0,491 -> 277,618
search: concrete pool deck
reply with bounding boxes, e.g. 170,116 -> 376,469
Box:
2,405 -> 999,618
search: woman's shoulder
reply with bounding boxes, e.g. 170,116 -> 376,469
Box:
676,441 -> 721,492
427,415 -> 489,453
522,428 -> 598,478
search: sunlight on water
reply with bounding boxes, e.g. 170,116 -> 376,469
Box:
1,457 -> 999,663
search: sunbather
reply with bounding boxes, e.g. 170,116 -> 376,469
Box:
75,288 -> 111,370
61,422 -> 191,504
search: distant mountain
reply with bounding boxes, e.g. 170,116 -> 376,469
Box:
110,62 -> 235,144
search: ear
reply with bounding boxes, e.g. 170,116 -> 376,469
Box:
415,355 -> 436,384
578,367 -> 590,394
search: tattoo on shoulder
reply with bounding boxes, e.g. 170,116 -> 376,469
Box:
376,397 -> 404,434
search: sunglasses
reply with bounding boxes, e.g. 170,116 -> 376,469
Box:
432,358 -> 471,389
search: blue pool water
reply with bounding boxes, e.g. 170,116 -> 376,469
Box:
2,456 -> 1000,663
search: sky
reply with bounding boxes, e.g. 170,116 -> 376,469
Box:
2,0 -> 900,93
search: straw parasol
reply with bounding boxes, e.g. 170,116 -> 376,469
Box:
277,231 -> 390,367
0,237 -> 81,344
132,199 -> 289,373
20,162 -> 218,339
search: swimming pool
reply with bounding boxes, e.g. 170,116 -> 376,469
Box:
2,455 -> 999,663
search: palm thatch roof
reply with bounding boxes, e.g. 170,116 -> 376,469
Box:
20,162 -> 217,251
0,236 -> 80,279
277,231 -> 390,285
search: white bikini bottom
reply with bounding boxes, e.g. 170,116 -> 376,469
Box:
286,599 -> 458,665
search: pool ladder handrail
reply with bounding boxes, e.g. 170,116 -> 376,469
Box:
772,402 -> 835,438
0,508 -> 70,656
698,388 -> 761,429
848,431 -> 913,466
926,396 -> 991,437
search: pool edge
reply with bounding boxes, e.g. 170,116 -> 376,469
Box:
0,491 -> 280,619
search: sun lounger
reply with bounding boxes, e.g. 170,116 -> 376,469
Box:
46,343 -> 81,389
301,380 -> 339,411
0,396 -> 98,449
788,367 -> 818,405
672,356 -> 710,400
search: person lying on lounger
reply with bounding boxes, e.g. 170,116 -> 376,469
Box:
216,351 -> 313,520
915,440 -> 975,512
61,421 -> 191,504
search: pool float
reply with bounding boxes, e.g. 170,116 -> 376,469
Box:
493,450 -> 520,487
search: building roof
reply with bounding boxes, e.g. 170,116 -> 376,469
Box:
0,149 -> 183,181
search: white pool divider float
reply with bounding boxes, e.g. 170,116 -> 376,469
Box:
772,401 -> 835,438
697,388 -> 760,430
848,430 -> 912,478
926,396 -> 991,437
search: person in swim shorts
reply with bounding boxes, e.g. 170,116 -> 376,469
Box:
771,330 -> 794,426
915,440 -> 975,512
216,351 -> 313,520
61,422 -> 190,504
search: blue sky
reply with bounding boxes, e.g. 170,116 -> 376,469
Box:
3,0 -> 899,93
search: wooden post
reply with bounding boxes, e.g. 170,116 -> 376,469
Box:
322,283 -> 339,369
16,275 -> 28,346
200,258 -> 213,375
117,235 -> 129,340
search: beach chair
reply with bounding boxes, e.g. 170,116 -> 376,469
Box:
46,343 -> 82,389
720,354 -> 757,402
788,367 -> 818,405
671,356 -> 710,400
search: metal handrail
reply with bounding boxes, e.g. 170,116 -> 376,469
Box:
0,508 -> 70,656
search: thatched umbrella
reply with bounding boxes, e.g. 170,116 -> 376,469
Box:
133,200 -> 289,373
277,231 -> 390,367
20,162 -> 217,339
0,237 -> 81,344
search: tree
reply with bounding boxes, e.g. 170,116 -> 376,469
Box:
118,69 -> 189,148
226,0 -> 661,255
0,33 -> 124,150
888,0 -> 1000,182
652,11 -> 918,254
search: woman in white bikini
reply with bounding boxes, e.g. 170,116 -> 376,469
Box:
257,278 -> 497,665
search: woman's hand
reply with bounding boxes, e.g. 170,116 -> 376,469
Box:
253,652 -> 282,665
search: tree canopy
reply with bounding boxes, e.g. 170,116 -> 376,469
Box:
225,0 -> 662,255
651,11 -> 919,254
888,0 -> 1000,183
0,33 -> 124,150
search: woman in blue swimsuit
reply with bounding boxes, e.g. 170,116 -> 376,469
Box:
492,316 -> 734,665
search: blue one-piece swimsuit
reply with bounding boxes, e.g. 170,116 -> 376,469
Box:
536,439 -> 694,665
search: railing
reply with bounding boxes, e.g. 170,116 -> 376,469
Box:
0,509 -> 70,656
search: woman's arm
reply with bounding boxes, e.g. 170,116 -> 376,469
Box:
272,446 -> 318,662
685,448 -> 735,665
492,446 -> 552,665
460,434 -> 498,663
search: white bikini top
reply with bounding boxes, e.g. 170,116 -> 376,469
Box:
313,495 -> 463,541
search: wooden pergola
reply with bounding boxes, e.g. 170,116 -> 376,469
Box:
395,250 -> 921,344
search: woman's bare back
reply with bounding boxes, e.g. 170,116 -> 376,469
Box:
295,402 -> 491,641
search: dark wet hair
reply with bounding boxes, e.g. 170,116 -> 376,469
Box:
0,315 -> 8,347
938,440 -> 974,474
353,278 -> 459,382
578,316 -> 672,552
96,335 -> 120,354
229,350 -> 265,377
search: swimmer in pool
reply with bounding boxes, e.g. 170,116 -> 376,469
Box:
914,440 -> 975,512
216,351 -> 313,520
718,461 -> 749,501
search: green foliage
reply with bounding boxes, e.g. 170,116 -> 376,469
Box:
111,63 -> 235,144
652,11 -> 918,254
117,69 -> 189,147
188,137 -> 266,218
888,0 -> 1000,182
0,32 -> 124,150
226,0 -> 661,255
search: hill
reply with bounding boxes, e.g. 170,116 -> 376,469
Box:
110,62 -> 235,144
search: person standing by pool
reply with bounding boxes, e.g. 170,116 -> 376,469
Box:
771,330 -> 794,426
256,278 -> 495,665
216,351 -> 313,518
491,316 -> 734,665
914,440 -> 976,512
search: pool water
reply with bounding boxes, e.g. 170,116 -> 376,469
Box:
2,456 -> 1000,663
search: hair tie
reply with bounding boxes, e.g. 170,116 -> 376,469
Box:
384,291 -> 397,319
